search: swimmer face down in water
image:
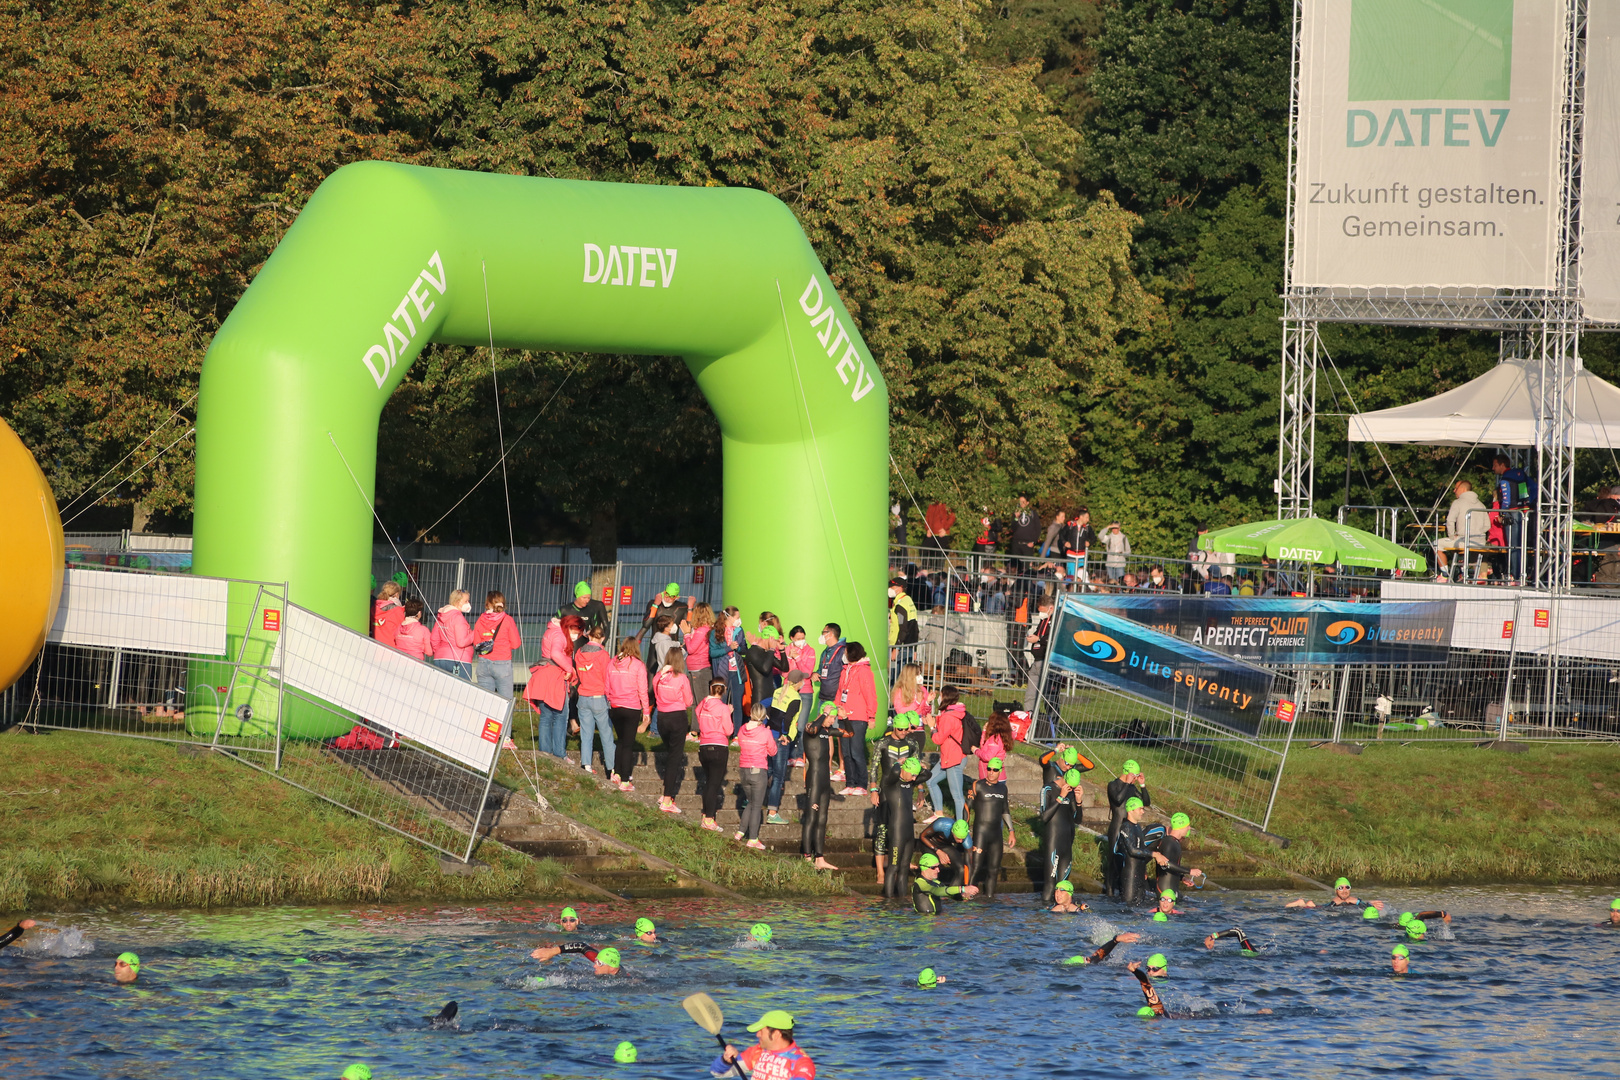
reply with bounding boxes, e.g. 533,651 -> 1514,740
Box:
530,943 -> 621,975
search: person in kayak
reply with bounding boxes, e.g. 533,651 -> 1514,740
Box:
1039,767 -> 1084,903
912,852 -> 978,912
1061,932 -> 1141,966
967,756 -> 1016,898
529,943 -> 622,975
711,1009 -> 815,1079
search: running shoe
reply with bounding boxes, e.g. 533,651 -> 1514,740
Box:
830,770 -> 845,782
746,839 -> 767,851
790,759 -> 806,768
765,812 -> 791,825
701,820 -> 723,832
734,831 -> 745,842
583,766 -> 594,775
619,781 -> 635,793
839,786 -> 867,796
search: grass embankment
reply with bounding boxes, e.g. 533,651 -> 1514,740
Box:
504,748 -> 847,898
1180,742 -> 1620,885
0,728 -> 567,911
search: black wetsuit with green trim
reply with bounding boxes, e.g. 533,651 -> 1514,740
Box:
1104,777 -> 1149,898
1039,748 -> 1093,789
1131,967 -> 1166,1016
1208,928 -> 1257,955
1069,935 -> 1128,966
920,819 -> 970,887
912,875 -> 968,914
1038,782 -> 1080,904
0,924 -> 26,950
801,717 -> 835,859
882,765 -> 931,897
871,731 -> 916,890
1113,820 -> 1157,905
968,777 -> 1010,897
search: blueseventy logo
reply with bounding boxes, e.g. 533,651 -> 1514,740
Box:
1325,620 -> 1366,645
1073,630 -> 1126,662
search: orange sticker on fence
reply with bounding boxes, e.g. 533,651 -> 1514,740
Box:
619,585 -> 634,606
550,566 -> 564,585
1502,620 -> 1515,639
601,586 -> 614,603
481,718 -> 503,744
1534,608 -> 1549,628
953,592 -> 970,613
694,565 -> 706,584
1276,699 -> 1297,723
263,608 -> 281,632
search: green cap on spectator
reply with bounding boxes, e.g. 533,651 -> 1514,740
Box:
1124,797 -> 1144,812
575,581 -> 591,598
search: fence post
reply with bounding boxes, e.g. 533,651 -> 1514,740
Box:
107,648 -> 123,709
1262,708 -> 1298,834
455,558 -> 465,593
610,561 -> 623,648
1499,594 -> 1523,741
1330,666 -> 1350,744
274,581 -> 288,772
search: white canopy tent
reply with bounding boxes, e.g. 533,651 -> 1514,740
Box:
1347,358 -> 1620,449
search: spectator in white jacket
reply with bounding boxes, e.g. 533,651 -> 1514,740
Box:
1435,480 -> 1489,578
1103,522 -> 1131,581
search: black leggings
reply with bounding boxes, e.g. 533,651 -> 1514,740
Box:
698,744 -> 729,818
609,707 -> 641,783
656,711 -> 689,798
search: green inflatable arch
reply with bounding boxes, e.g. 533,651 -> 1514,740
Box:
192,162 -> 888,737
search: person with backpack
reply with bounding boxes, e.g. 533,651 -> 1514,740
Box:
924,685 -> 973,824
524,613 -> 582,762
834,640 -> 875,796
605,636 -> 650,792
472,591 -> 523,700
429,589 -> 475,680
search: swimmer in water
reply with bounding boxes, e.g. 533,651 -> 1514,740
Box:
114,952 -> 140,984
1287,877 -> 1366,908
1126,960 -> 1166,1016
342,1066 -> 372,1080
0,918 -> 36,949
1062,932 -> 1142,965
1404,919 -> 1428,941
425,1001 -> 459,1026
1203,928 -> 1258,955
912,852 -> 978,913
918,967 -> 946,987
749,923 -> 773,946
558,906 -> 582,931
1050,880 -> 1089,913
1603,898 -> 1620,927
530,943 -> 622,975
1150,889 -> 1181,920
634,918 -> 658,944
1390,944 -> 1409,974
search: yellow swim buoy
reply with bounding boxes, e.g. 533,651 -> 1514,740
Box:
0,416 -> 63,692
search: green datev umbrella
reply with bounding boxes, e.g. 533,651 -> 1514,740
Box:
1198,517 -> 1427,573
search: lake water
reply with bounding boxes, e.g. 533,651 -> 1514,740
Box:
1,885 -> 1616,1078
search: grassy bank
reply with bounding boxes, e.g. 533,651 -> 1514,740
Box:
509,751 -> 847,898
1181,742 -> 1620,886
0,728 -> 567,911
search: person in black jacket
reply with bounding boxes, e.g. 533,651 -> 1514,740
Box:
1022,594 -> 1056,714
1008,496 -> 1042,557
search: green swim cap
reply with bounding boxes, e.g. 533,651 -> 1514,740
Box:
821,701 -> 841,717
561,907 -> 579,919
897,710 -> 919,729
918,967 -> 938,987
1170,812 -> 1190,830
1160,889 -> 1177,902
635,917 -> 655,935
1611,898 -> 1620,911
1124,797 -> 1144,812
1407,920 -> 1427,939
750,923 -> 772,943
1055,880 -> 1074,893
596,947 -> 621,968
1362,906 -> 1380,920
1147,953 -> 1167,970
342,1066 -> 372,1080
1064,769 -> 1082,786
988,756 -> 1004,771
1152,911 -> 1168,922
1123,759 -> 1140,774
1392,944 -> 1409,958
901,756 -> 923,777
1062,955 -> 1088,965
614,1041 -> 638,1063
1398,912 -> 1414,926
1334,877 -> 1351,889
951,819 -> 970,841
665,582 -> 680,596
918,853 -> 940,870
1061,747 -> 1079,765
116,952 -> 140,973
761,626 -> 779,640
575,580 -> 591,598
1136,1005 -> 1157,1017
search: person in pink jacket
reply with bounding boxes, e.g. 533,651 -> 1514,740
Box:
834,642 -> 877,796
695,679 -> 733,832
524,613 -> 581,762
394,598 -> 432,661
976,710 -> 1014,781
472,591 -> 523,701
573,623 -> 614,777
651,649 -> 695,813
926,685 -> 968,824
605,637 -> 651,792
735,703 -> 779,849
891,662 -> 933,722
430,589 -> 475,681
372,580 -> 404,648
785,626 -> 819,766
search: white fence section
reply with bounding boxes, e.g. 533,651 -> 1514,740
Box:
47,568 -> 229,655
275,603 -> 513,773
1384,581 -> 1620,661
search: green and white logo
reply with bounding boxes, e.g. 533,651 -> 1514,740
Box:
1349,0 -> 1513,101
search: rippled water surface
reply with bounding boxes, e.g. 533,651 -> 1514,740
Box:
1,885 -> 1616,1078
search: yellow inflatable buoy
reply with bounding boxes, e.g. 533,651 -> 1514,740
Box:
0,416 -> 63,692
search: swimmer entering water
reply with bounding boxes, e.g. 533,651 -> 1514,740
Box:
1126,960 -> 1165,1016
426,1001 -> 459,1026
1062,932 -> 1141,965
1050,880 -> 1089,913
0,918 -> 36,949
530,943 -> 622,975
1203,928 -> 1258,955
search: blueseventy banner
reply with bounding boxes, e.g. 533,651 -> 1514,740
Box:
1048,598 -> 1275,736
1071,595 -> 1454,665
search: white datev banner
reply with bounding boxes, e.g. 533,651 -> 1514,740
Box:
1292,0 -> 1566,289
276,603 -> 512,774
1580,6 -> 1620,322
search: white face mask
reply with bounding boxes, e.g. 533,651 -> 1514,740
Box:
568,632 -> 580,642
460,603 -> 472,613
888,588 -> 898,598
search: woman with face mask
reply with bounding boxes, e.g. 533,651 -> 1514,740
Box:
430,589 -> 476,681
525,613 -> 584,762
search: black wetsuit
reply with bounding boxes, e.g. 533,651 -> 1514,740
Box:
0,924 -> 26,950
1071,935 -> 1126,966
872,732 -> 917,896
1113,820 -> 1157,905
1131,966 -> 1166,1016
920,819 -> 970,887
912,875 -> 967,914
882,766 -> 931,898
801,717 -> 835,859
969,777 -> 1010,896
1039,748 -> 1094,790
1153,831 -> 1189,896
1208,928 -> 1257,954
556,942 -> 617,969
1038,781 -> 1081,904
1104,777 -> 1150,898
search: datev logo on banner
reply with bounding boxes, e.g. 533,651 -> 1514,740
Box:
1073,630 -> 1126,662
1324,620 -> 1366,645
